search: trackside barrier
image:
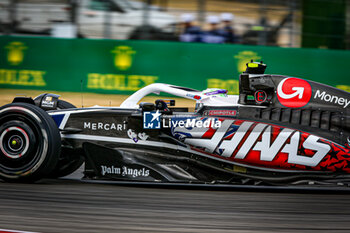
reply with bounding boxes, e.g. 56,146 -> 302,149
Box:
0,36 -> 349,95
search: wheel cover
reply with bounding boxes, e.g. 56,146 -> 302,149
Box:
0,126 -> 30,159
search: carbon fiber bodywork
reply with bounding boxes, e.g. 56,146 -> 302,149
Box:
43,71 -> 350,186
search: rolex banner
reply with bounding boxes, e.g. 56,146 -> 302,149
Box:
0,36 -> 350,95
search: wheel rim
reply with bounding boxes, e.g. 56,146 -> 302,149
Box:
0,115 -> 42,176
0,126 -> 30,159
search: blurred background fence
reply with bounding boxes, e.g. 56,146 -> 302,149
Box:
1,36 -> 350,95
1,0 -> 350,95
0,0 -> 350,49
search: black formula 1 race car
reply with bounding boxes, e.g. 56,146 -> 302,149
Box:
0,62 -> 350,188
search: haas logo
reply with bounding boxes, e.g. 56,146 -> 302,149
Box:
277,78 -> 312,108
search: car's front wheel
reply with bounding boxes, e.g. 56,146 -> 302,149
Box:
0,103 -> 61,182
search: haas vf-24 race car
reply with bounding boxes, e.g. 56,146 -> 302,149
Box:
0,62 -> 349,186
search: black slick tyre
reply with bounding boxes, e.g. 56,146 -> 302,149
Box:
0,103 -> 60,182
57,100 -> 76,110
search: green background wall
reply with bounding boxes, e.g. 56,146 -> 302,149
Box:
0,36 -> 349,95
302,0 -> 346,50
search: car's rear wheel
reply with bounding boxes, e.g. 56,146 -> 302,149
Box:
57,100 -> 76,110
0,103 -> 60,182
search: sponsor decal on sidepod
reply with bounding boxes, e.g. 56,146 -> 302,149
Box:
277,77 -> 350,109
101,165 -> 150,177
127,129 -> 149,143
84,122 -> 126,131
203,110 -> 237,116
170,119 -> 350,172
314,90 -> 350,108
277,78 -> 312,108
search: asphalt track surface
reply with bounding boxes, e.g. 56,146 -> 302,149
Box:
1,171 -> 350,233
